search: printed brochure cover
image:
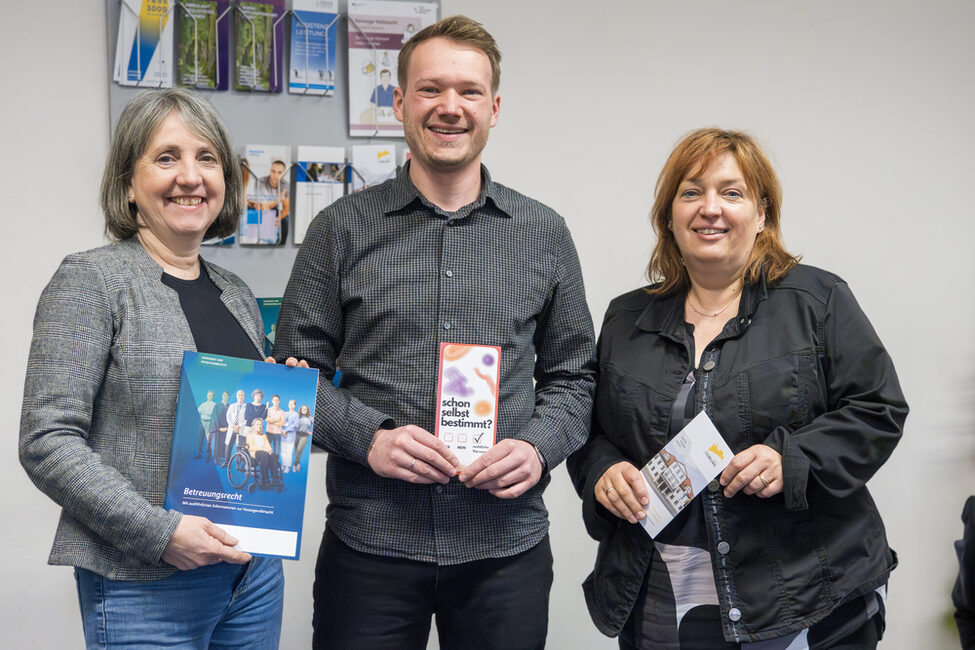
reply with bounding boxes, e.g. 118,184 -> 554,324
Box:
294,145 -> 346,244
235,0 -> 285,92
115,0 -> 175,87
289,0 -> 339,95
347,0 -> 437,137
638,411 -> 733,538
176,0 -> 231,90
164,351 -> 319,559
434,343 -> 500,467
350,144 -> 396,191
240,144 -> 292,245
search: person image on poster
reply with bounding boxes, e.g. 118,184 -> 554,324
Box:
222,389 -> 248,467
293,404 -> 312,473
195,390 -> 217,460
245,418 -> 283,491
265,394 -> 286,459
369,68 -> 397,108
274,16 -> 596,649
281,399 -> 299,473
210,390 -> 231,463
248,159 -> 290,245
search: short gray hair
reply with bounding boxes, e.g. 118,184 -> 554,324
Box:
100,88 -> 242,241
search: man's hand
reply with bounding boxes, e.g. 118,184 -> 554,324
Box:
161,515 -> 251,570
367,425 -> 459,484
594,461 -> 649,524
719,444 -> 783,498
458,440 -> 543,499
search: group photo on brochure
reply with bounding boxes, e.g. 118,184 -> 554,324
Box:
18,9 -> 919,650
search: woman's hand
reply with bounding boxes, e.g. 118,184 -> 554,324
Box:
719,444 -> 783,498
595,461 -> 650,524
161,515 -> 252,570
264,356 -> 310,368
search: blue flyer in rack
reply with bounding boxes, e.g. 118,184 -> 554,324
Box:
164,351 -> 319,559
289,0 -> 339,95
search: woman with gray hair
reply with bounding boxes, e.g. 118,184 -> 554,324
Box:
19,88 -> 283,648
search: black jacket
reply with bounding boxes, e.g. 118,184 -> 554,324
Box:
567,265 -> 908,643
953,496 -> 975,648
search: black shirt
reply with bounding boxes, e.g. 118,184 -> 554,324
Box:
162,269 -> 262,361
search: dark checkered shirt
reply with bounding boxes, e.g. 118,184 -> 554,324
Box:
274,164 -> 596,564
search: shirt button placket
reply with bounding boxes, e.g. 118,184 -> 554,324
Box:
439,220 -> 455,340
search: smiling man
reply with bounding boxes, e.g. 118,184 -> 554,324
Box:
274,15 -> 596,650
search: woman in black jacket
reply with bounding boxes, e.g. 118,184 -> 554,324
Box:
567,128 -> 908,649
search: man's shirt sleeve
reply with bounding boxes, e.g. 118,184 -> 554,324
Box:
514,220 -> 596,470
273,209 -> 393,465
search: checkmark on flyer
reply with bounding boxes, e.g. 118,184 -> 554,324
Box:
474,433 -> 484,444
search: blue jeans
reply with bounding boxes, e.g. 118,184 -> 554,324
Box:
75,558 -> 283,649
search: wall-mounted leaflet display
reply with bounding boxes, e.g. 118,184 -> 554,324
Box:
240,144 -> 292,245
347,0 -> 436,137
289,0 -> 339,95
351,144 -> 396,191
177,0 -> 232,90
294,146 -> 346,244
115,0 -> 175,87
235,0 -> 286,92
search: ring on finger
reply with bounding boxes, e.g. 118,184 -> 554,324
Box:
605,486 -> 616,496
759,474 -> 770,488
409,458 -> 417,472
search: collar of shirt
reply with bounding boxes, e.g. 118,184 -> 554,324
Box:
384,161 -> 515,222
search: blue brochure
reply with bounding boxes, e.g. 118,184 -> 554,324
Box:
164,351 -> 319,559
257,297 -> 282,356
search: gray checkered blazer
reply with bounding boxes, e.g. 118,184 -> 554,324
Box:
19,238 -> 264,581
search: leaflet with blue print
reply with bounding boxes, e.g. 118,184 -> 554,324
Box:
638,411 -> 733,538
164,351 -> 319,559
289,0 -> 339,95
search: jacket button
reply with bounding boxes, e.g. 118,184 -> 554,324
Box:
436,485 -> 444,494
717,541 -> 730,555
729,608 -> 742,622
703,360 -> 715,371
708,480 -> 720,492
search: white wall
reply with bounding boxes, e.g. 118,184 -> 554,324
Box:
1,1 -> 972,647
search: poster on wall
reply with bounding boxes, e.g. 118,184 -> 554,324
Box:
346,0 -> 437,137
235,0 -> 286,92
289,0 -> 339,95
114,0 -> 175,87
240,144 -> 292,245
176,0 -> 231,90
294,146 -> 346,244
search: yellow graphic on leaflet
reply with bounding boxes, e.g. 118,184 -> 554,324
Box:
707,443 -> 725,460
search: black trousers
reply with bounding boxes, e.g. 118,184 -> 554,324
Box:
313,527 -> 553,650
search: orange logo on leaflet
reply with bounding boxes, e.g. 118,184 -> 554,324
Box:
707,444 -> 725,460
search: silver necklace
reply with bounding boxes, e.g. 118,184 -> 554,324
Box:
687,288 -> 741,318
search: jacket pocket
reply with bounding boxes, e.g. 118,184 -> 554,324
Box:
725,349 -> 821,447
595,363 -> 672,464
